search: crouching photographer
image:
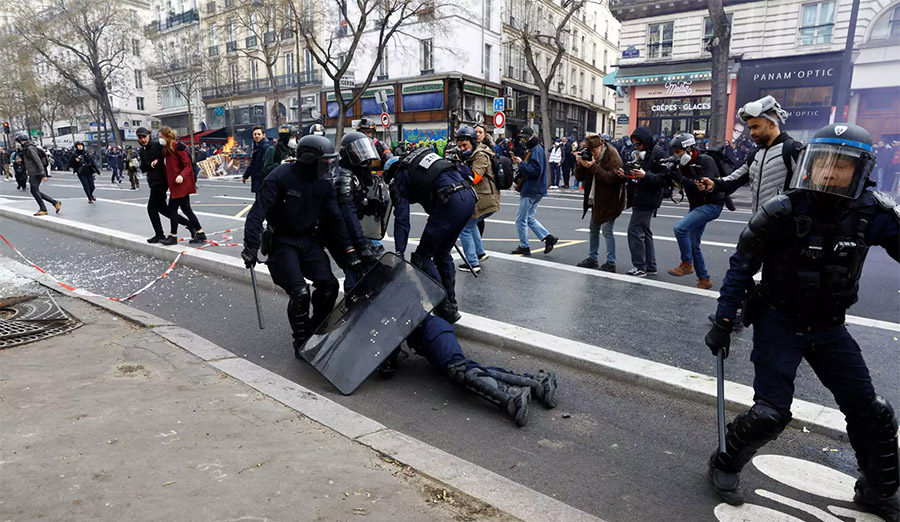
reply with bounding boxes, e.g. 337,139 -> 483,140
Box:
663,133 -> 725,289
574,134 -> 625,272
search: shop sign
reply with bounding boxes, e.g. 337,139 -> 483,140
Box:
617,114 -> 629,125
463,83 -> 500,98
622,46 -> 639,59
401,82 -> 444,94
634,80 -> 726,99
651,101 -> 711,112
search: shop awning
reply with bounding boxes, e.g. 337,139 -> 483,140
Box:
178,128 -> 229,143
616,59 -> 713,86
603,70 -> 617,89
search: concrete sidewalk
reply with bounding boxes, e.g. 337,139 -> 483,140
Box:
0,290 -> 512,521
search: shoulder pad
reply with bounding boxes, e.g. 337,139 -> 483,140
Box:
872,190 -> 900,221
760,193 -> 793,219
748,194 -> 793,235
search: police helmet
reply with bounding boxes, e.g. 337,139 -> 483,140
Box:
13,131 -> 28,143
455,126 -> 477,145
356,118 -> 377,132
791,123 -> 875,199
518,127 -> 535,139
277,125 -> 295,138
339,131 -> 379,166
738,95 -> 789,125
600,133 -> 612,142
669,133 -> 696,153
295,135 -> 338,164
309,123 -> 325,136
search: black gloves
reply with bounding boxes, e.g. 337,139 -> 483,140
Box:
705,317 -> 734,358
356,243 -> 377,263
241,247 -> 258,269
346,248 -> 363,274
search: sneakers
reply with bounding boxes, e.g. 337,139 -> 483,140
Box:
697,277 -> 713,290
511,246 -> 531,256
668,261 -> 695,276
33,210 -> 48,216
160,236 -> 178,246
645,269 -> 658,276
576,257 -> 599,269
477,253 -> 489,262
147,235 -> 165,244
599,262 -> 616,273
543,234 -> 558,254
88,199 -> 93,204
626,267 -> 647,277
54,201 -> 62,213
549,185 -> 559,189
458,263 -> 481,273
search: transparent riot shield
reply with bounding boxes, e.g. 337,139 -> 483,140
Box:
299,252 -> 446,395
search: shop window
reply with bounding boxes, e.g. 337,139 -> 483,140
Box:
702,14 -> 733,51
798,1 -> 835,46
868,5 -> 900,41
648,22 -> 673,59
862,91 -> 895,111
760,86 -> 833,107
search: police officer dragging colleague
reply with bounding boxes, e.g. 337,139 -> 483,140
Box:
704,123 -> 900,521
385,146 -> 477,324
241,135 -> 369,359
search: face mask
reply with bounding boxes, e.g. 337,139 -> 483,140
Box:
458,148 -> 472,160
158,137 -> 167,146
288,138 -> 297,149
679,153 -> 691,166
635,150 -> 646,161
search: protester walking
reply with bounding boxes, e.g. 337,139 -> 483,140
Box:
137,127 -> 194,244
157,127 -> 205,246
511,127 -> 558,256
15,132 -> 60,216
124,145 -> 140,190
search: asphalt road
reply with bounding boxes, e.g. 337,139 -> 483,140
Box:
0,218 -> 875,522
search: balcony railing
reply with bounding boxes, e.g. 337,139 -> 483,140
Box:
226,41 -> 238,53
263,31 -> 277,45
147,9 -> 200,33
206,1 -> 215,13
246,35 -> 257,48
209,45 -> 219,57
201,70 -> 323,100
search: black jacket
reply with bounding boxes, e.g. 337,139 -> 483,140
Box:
67,149 -> 98,177
629,126 -> 667,210
139,141 -> 168,188
672,153 -> 726,209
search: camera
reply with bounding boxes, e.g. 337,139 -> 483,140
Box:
579,149 -> 593,162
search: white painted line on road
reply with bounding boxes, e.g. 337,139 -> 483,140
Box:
91,198 -> 245,221
214,195 -> 256,201
410,211 -> 518,226
575,229 -> 739,249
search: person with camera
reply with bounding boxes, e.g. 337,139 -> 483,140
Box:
454,127 -> 499,273
510,127 -> 558,256
622,126 -> 667,277
665,133 -> 726,289
574,134 -> 624,272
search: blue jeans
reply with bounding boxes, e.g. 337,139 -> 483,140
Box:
550,163 -> 561,186
673,203 -> 723,279
459,212 -> 493,266
516,195 -> 550,248
588,220 -> 616,264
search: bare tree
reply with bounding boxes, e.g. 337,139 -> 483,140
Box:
706,0 -> 731,147
12,0 -> 135,146
203,52 -> 247,138
289,0 -> 433,141
149,31 -> 207,151
38,79 -> 79,148
515,0 -> 585,163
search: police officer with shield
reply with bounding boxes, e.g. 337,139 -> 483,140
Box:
241,135 -> 363,358
704,123 -> 899,521
356,117 -> 393,167
385,148 -> 477,324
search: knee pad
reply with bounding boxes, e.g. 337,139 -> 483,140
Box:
288,285 -> 310,315
732,401 -> 791,443
848,396 -> 900,493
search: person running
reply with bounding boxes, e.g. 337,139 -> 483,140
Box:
15,132 -> 60,216
67,142 -> 99,203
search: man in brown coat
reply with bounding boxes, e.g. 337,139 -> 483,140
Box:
455,126 -> 500,273
574,134 -> 625,272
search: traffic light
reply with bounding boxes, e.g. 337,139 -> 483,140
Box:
2,122 -> 9,134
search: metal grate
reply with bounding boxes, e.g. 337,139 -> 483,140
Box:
0,295 -> 83,350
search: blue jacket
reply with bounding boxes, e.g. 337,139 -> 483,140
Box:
518,143 -> 547,197
243,138 -> 272,193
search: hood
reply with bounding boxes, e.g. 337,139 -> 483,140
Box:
630,126 -> 655,150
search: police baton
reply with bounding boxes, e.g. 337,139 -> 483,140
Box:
716,349 -> 726,455
454,244 -> 478,278
249,266 -> 265,329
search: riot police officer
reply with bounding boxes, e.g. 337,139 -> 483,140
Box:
356,117 -> 393,167
705,123 -> 899,521
241,135 -> 363,358
385,148 -> 477,324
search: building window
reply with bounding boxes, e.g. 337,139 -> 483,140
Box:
703,14 -> 734,50
648,22 -> 673,59
136,97 -> 145,111
305,49 -> 314,71
485,0 -> 492,31
799,1 -> 835,45
420,38 -> 433,72
591,75 -> 596,103
603,49 -> 608,72
132,39 -> 140,56
579,71 -> 585,99
484,43 -> 491,76
592,42 -> 596,66
209,24 -> 217,45
285,52 -> 294,76
869,5 -> 900,40
379,47 -> 389,78
134,69 -> 143,89
250,60 -> 259,81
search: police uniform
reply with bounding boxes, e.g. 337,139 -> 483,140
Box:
706,124 -> 900,520
388,148 -> 477,323
406,315 -> 558,427
243,137 -> 357,358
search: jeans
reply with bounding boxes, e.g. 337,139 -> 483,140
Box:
459,212 -> 493,266
516,195 -> 550,248
588,220 -> 616,264
673,203 -> 723,279
550,163 -> 561,186
627,207 -> 656,271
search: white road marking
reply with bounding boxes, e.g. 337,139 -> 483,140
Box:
214,195 -> 256,201
752,455 -> 856,502
714,502 -> 806,521
755,490 -> 843,522
827,505 -> 883,521
574,229 -> 738,249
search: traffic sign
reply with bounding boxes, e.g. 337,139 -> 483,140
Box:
493,111 -> 505,128
380,112 -> 390,127
493,97 -> 504,112
214,106 -> 225,117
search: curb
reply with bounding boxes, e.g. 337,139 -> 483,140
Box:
0,256 -> 603,522
1,205 -> 857,442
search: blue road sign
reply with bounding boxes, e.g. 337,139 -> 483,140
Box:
493,97 -> 504,112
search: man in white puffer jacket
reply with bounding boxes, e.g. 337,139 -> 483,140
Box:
700,96 -> 803,212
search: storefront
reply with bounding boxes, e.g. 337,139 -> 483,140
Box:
735,51 -> 844,141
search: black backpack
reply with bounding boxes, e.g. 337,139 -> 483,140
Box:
700,147 -> 736,178
489,154 -> 514,190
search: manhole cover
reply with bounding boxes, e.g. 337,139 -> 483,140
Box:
0,294 -> 82,349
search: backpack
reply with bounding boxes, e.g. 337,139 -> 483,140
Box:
700,147 -> 736,178
489,154 -> 514,190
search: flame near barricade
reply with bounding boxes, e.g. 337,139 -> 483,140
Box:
197,137 -> 247,178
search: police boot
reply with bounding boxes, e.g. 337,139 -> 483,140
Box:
847,396 -> 900,522
310,279 -> 339,330
486,369 -> 558,409
434,300 -> 461,324
709,402 -> 791,506
287,286 -> 312,359
448,362 -> 530,427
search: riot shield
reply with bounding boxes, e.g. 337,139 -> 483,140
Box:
359,175 -> 392,240
299,252 -> 446,395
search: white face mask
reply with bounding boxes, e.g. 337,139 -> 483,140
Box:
678,152 -> 691,166
158,137 -> 167,146
288,138 -> 297,149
